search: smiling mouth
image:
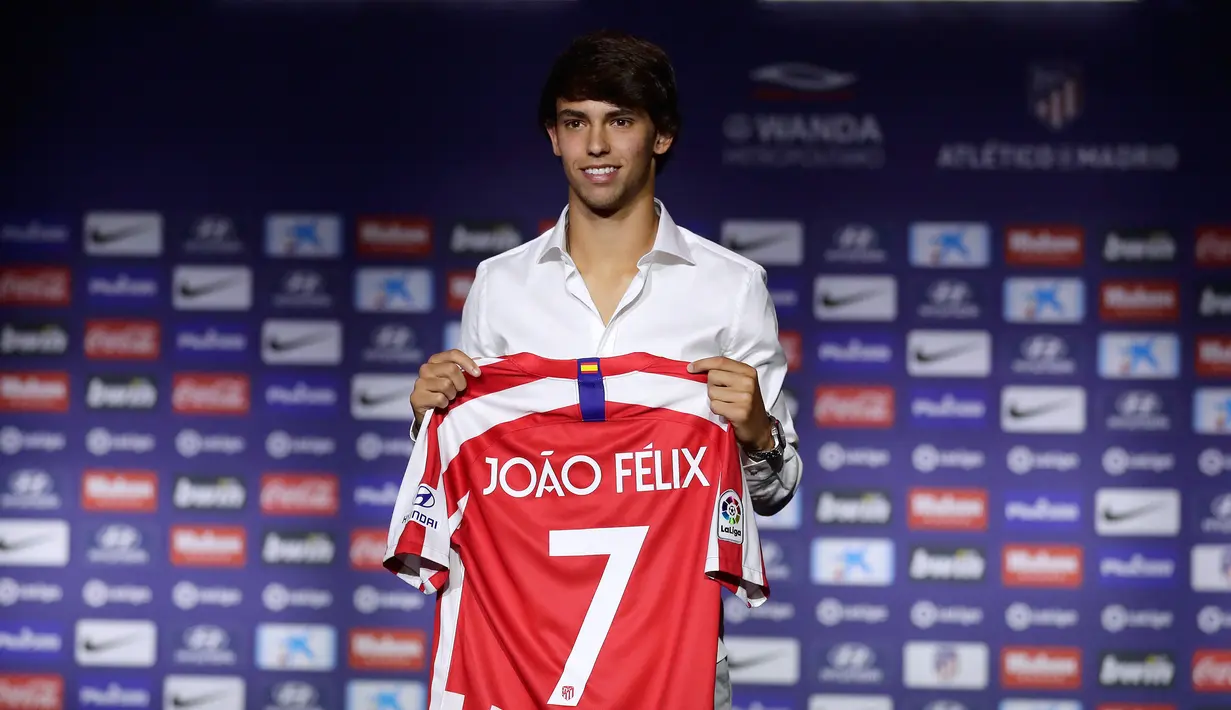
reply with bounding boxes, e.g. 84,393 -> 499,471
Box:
583,166 -> 619,180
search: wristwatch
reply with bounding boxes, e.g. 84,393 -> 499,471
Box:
746,415 -> 786,470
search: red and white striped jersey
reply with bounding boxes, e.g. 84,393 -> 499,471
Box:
384,352 -> 769,710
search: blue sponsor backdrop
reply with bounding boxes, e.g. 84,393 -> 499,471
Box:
1,1 -> 1230,709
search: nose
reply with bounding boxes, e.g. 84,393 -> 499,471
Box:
586,125 -> 610,157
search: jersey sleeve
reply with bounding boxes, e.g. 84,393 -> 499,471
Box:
705,426 -> 770,607
384,408 -> 458,594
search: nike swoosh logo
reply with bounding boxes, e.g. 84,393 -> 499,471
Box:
171,691 -> 232,709
0,535 -> 48,552
266,332 -> 333,353
81,632 -> 141,653
88,223 -> 149,245
725,231 -> 792,252
912,343 -> 979,364
727,650 -> 785,672
357,389 -> 409,408
819,289 -> 882,309
178,277 -> 241,299
1006,399 -> 1072,419
1102,502 -> 1164,522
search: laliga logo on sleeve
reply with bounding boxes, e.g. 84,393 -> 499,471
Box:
718,490 -> 743,543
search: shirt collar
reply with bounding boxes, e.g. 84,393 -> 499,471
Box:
535,198 -> 695,266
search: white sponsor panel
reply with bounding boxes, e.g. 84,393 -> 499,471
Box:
1000,386 -> 1086,433
720,220 -> 804,266
354,268 -> 433,313
814,276 -> 897,321
350,374 -> 417,421
1191,544 -> 1231,591
173,266 -> 253,311
1095,488 -> 1181,537
808,695 -> 893,710
902,641 -> 989,689
725,636 -> 800,685
84,212 -> 163,256
908,223 -> 990,267
1003,277 -> 1085,323
0,518 -> 69,567
163,675 -> 245,710
264,213 -> 342,257
812,538 -> 894,586
906,330 -> 991,377
255,623 -> 337,670
75,618 -> 157,667
1098,332 -> 1180,379
261,320 -> 342,366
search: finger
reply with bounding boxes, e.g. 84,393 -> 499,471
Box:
708,384 -> 753,405
708,401 -> 740,421
444,367 -> 468,394
705,369 -> 755,390
431,376 -> 459,401
428,349 -> 481,376
686,356 -> 727,374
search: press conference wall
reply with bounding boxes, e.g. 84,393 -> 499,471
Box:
1,2 -> 1229,709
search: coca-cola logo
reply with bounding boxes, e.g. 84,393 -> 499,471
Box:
1193,651 -> 1231,690
260,474 -> 338,515
814,386 -> 895,428
84,320 -> 160,360
172,374 -> 250,414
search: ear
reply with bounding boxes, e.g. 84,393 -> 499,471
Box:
652,131 -> 674,156
546,124 -> 562,157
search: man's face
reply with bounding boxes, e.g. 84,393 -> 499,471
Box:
546,99 -> 673,215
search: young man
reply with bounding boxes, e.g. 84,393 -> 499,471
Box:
407,30 -> 801,710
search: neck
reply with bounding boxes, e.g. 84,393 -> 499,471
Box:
565,190 -> 659,274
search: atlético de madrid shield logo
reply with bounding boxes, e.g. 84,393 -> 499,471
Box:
1029,62 -> 1083,131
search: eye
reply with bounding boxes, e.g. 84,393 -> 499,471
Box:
563,119 -> 582,129
612,118 -> 632,127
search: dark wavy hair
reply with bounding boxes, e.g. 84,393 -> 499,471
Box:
538,30 -> 681,174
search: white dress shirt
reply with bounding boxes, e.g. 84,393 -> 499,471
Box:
412,198 -> 801,663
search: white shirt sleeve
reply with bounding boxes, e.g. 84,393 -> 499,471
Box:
723,268 -> 801,517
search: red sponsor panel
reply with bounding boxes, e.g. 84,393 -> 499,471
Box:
1004,225 -> 1085,267
1197,227 -> 1231,267
82,470 -> 158,512
814,385 -> 895,428
172,373 -> 250,414
260,473 -> 339,516
0,674 -> 64,710
1002,544 -> 1083,588
1096,705 -> 1175,710
1098,280 -> 1179,321
1193,650 -> 1231,691
0,266 -> 70,307
1000,646 -> 1082,689
538,219 -> 557,235
908,488 -> 988,531
1196,336 -> 1231,377
84,320 -> 160,360
348,629 -> 427,671
780,330 -> 802,372
350,528 -> 388,571
356,216 -> 432,257
446,270 -> 475,312
0,372 -> 68,413
169,525 -> 247,567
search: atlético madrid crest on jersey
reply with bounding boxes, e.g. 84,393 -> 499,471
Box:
718,489 -> 744,543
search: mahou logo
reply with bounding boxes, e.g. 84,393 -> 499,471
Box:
84,320 -> 160,360
814,386 -> 895,428
81,470 -> 158,512
260,473 -> 338,515
0,674 -> 64,710
170,525 -> 247,567
356,216 -> 432,257
1001,646 -> 1082,689
1197,336 -> 1231,378
1197,227 -> 1231,267
348,629 -> 426,670
0,266 -> 70,306
1099,280 -> 1179,321
907,488 -> 988,531
1192,650 -> 1231,691
1002,544 -> 1083,588
172,373 -> 250,414
350,529 -> 387,571
780,330 -> 802,372
446,270 -> 475,312
0,372 -> 68,412
1004,226 -> 1084,267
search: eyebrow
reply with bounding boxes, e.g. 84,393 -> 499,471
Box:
558,107 -> 635,121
